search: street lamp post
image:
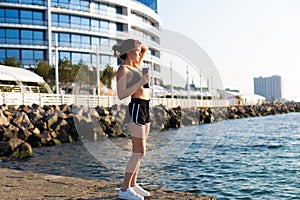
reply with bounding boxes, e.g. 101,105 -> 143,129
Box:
187,65 -> 190,106
151,58 -> 154,98
54,33 -> 59,94
170,61 -> 174,106
96,45 -> 100,96
200,69 -> 203,100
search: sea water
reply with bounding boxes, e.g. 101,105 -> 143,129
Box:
1,113 -> 300,199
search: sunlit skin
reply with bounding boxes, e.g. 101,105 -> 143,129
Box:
116,44 -> 151,191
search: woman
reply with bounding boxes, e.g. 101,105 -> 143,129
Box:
112,39 -> 151,200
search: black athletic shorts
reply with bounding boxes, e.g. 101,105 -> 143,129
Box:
128,98 -> 151,125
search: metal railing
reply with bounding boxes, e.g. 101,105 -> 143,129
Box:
0,18 -> 47,26
51,22 -> 127,37
0,0 -> 46,6
0,92 -> 231,108
0,38 -> 48,46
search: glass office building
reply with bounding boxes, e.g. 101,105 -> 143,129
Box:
0,0 -> 162,84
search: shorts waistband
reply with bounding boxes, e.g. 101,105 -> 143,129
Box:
130,98 -> 150,105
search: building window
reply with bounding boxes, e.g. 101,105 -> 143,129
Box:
91,37 -> 99,47
100,37 -> 109,46
63,0 -> 90,12
59,33 -> 70,47
82,35 -> 90,45
60,0 -> 69,4
33,31 -> 44,43
80,0 -> 90,12
81,53 -> 90,64
33,11 -> 44,25
20,10 -> 44,25
100,20 -> 109,29
0,9 -> 4,23
20,10 -> 32,24
0,49 -> 5,63
6,0 -> 19,3
6,29 -> 19,44
19,30 -> 44,45
91,19 -> 99,31
5,9 -> 19,23
71,52 -> 81,63
71,34 -> 81,48
22,50 -> 34,61
100,55 -> 110,65
60,51 -> 71,60
0,29 -> 4,39
1,9 -> 44,25
59,14 -> 70,27
7,49 -> 20,60
71,15 -> 80,29
34,50 -> 44,61
116,6 -> 122,14
0,49 -> 44,65
70,15 -> 91,30
21,50 -> 44,65
21,30 -> 32,44
96,2 -> 108,12
21,0 -> 45,6
81,17 -> 90,30
52,13 -> 58,23
116,23 -> 123,31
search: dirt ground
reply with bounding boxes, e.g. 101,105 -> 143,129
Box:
0,168 -> 216,200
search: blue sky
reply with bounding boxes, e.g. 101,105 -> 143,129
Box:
159,0 -> 300,101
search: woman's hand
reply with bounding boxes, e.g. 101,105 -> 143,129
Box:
141,45 -> 148,54
141,72 -> 150,85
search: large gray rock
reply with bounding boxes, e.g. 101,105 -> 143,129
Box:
44,114 -> 58,130
57,127 -> 73,143
11,141 -> 33,158
0,141 -> 12,157
181,107 -> 199,125
0,110 -> 9,126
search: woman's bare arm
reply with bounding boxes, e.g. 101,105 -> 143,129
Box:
133,46 -> 148,67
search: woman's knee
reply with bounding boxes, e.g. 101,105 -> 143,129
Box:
140,150 -> 146,159
134,148 -> 146,159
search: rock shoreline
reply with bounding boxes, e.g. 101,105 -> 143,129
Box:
1,103 -> 300,159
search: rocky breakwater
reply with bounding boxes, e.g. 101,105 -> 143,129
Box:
0,102 -> 182,159
198,103 -> 300,124
161,103 -> 300,126
2,102 -> 298,159
0,104 -> 127,159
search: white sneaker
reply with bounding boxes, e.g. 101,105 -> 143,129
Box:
132,184 -> 150,197
118,187 -> 144,200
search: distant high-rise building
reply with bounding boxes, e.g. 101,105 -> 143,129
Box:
254,75 -> 282,101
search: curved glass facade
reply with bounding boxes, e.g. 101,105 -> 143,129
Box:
0,0 -> 162,84
137,0 -> 158,13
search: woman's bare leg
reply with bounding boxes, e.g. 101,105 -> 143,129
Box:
145,122 -> 150,138
129,136 -> 146,187
131,122 -> 151,186
122,123 -> 147,190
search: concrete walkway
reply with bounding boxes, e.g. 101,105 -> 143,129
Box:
0,168 -> 216,200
